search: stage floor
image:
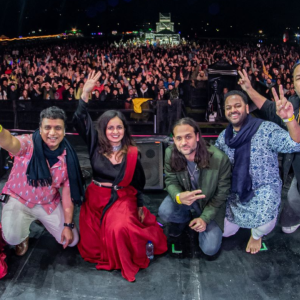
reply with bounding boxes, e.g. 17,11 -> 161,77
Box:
0,136 -> 299,300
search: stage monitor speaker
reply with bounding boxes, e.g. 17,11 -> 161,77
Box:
135,140 -> 164,190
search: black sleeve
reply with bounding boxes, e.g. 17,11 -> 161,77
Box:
72,99 -> 98,157
260,99 -> 284,128
130,159 -> 146,207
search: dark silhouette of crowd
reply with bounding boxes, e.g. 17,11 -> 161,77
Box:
0,39 -> 299,109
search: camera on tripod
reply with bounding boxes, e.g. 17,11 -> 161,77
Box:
206,60 -> 238,122
211,78 -> 221,92
206,77 -> 222,122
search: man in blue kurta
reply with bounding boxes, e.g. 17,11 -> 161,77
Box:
215,89 -> 300,254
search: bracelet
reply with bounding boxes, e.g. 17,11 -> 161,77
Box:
176,193 -> 182,204
282,115 -> 295,123
64,222 -> 75,229
0,124 -> 2,133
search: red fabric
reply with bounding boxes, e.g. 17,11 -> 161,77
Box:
78,146 -> 167,281
0,224 -> 8,279
92,85 -> 104,94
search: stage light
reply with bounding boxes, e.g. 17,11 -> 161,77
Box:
259,30 -> 263,34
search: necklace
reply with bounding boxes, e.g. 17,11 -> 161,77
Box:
187,163 -> 199,181
112,144 -> 122,152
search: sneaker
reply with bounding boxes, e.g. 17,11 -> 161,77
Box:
168,222 -> 187,237
282,224 -> 300,234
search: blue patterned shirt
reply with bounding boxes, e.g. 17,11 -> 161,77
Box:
215,121 -> 300,228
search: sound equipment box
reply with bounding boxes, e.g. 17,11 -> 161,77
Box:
133,136 -> 169,190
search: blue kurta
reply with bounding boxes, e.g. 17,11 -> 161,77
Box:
215,121 -> 300,228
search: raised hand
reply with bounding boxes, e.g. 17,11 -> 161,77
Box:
81,70 -> 101,102
238,69 -> 252,91
273,85 -> 294,120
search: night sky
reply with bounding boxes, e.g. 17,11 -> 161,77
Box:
0,0 -> 299,39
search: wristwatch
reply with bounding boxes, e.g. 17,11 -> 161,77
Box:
64,222 -> 75,229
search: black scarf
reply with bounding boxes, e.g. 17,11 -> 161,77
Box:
225,115 -> 263,204
42,141 -> 63,167
26,130 -> 85,205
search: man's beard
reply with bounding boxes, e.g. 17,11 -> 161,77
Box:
180,145 -> 197,156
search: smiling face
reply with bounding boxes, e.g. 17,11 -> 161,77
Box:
225,95 -> 249,131
40,118 -> 65,151
106,117 -> 125,146
293,64 -> 300,98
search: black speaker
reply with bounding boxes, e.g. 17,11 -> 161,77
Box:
134,140 -> 164,190
0,148 -> 7,179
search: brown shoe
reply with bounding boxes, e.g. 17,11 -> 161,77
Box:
15,237 -> 29,256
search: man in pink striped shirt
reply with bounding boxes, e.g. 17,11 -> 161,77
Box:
0,106 -> 84,256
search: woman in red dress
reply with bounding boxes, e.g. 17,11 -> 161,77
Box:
73,71 -> 167,282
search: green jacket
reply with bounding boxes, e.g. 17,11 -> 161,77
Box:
164,144 -> 231,231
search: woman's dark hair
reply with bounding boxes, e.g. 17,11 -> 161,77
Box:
171,118 -> 210,172
96,110 -> 135,156
39,106 -> 67,127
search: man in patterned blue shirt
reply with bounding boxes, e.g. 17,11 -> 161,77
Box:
215,88 -> 300,254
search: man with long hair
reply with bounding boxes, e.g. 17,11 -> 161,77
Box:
158,117 -> 231,257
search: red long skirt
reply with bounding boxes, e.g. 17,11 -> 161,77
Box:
77,182 -> 167,282
0,224 -> 7,279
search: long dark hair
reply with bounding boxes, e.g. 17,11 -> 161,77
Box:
96,110 -> 135,156
170,118 -> 210,172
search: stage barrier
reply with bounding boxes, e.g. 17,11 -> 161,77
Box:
0,99 -> 183,134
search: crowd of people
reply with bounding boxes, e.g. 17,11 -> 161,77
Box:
1,39 -> 300,282
0,39 -> 299,108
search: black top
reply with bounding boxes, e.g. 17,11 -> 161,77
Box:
73,99 -> 145,206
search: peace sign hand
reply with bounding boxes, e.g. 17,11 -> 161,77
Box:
238,69 -> 252,91
273,85 -> 294,120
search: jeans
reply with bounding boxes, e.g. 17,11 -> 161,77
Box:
158,195 -> 222,256
280,176 -> 300,227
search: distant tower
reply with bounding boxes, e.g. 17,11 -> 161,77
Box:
156,13 -> 174,32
